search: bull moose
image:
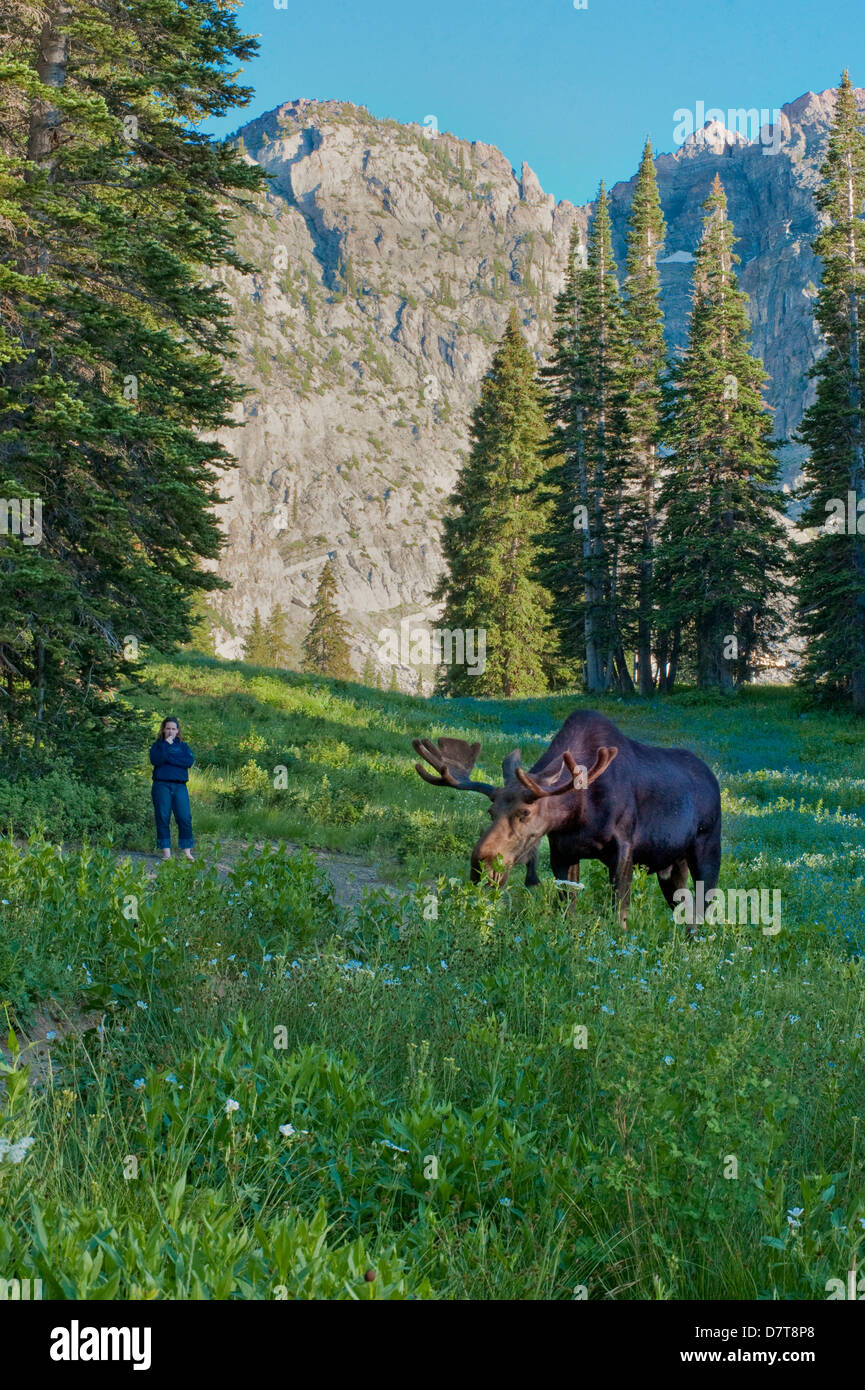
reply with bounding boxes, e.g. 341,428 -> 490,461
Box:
413,709 -> 721,926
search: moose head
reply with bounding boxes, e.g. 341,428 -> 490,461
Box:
412,736 -> 618,886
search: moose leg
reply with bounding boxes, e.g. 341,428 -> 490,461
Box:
608,843 -> 634,926
524,848 -> 540,888
657,858 -> 689,910
550,848 -> 581,912
685,823 -> 722,929
689,822 -> 722,894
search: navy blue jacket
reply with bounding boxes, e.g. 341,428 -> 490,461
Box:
150,739 -> 195,783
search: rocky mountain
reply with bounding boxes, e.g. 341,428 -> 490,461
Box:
206,88 -> 862,686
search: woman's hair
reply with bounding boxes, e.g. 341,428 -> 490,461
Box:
158,716 -> 182,741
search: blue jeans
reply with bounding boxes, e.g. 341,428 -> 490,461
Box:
152,781 -> 194,850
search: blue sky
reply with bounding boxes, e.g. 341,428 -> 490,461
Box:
210,0 -> 865,204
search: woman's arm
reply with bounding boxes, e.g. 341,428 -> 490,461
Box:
162,742 -> 195,769
149,741 -> 168,766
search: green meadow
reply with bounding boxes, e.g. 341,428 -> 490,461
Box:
1,654 -> 864,1298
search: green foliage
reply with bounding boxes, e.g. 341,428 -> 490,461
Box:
623,141 -> 668,694
301,560 -> 354,680
656,175 -> 788,690
0,0 -> 266,774
796,70 -> 865,709
1,751 -> 864,1299
436,311 -> 555,696
539,187 -> 635,694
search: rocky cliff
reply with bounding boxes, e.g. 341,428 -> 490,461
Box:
206,88 -> 861,685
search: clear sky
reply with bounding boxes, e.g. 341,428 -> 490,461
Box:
209,0 -> 865,205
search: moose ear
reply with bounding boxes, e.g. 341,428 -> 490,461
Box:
501,749 -> 522,782
586,745 -> 618,785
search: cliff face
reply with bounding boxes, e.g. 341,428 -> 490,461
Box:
209,89 -> 860,683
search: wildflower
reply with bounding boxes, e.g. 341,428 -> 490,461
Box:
440,960 -> 448,970
134,1078 -> 146,1089
600,1004 -> 615,1015
695,983 -> 704,992
166,1073 -> 178,1085
45,1030 -> 58,1041
3,1137 -> 35,1164
787,1207 -> 804,1230
263,954 -> 273,962
663,1056 -> 674,1066
279,1123 -> 296,1138
225,1098 -> 240,1116
381,1139 -> 409,1153
136,1000 -> 148,1010
499,1197 -> 512,1207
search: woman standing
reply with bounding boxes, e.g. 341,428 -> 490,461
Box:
149,717 -> 195,861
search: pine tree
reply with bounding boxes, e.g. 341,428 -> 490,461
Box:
243,609 -> 270,665
360,654 -> 377,687
436,310 -> 554,697
301,560 -> 353,679
796,71 -> 865,709
539,187 -> 634,693
264,603 -> 291,668
623,141 -> 668,694
656,175 -> 788,690
0,0 -> 265,772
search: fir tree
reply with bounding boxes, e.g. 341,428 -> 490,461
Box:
623,140 -> 668,694
301,560 -> 353,679
264,603 -> 291,668
539,188 -> 634,693
360,654 -> 377,687
656,175 -> 788,690
0,0 -> 265,773
243,609 -> 269,665
436,310 -> 554,697
796,71 -> 865,709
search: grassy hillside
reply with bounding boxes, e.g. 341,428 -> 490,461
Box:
1,656 -> 864,1299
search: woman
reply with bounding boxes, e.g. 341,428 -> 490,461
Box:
149,717 -> 195,861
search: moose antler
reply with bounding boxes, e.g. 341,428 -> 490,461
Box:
515,746 -> 618,798
412,737 -> 498,797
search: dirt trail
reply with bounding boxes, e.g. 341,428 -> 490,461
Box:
116,840 -> 395,909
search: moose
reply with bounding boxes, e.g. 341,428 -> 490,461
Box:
413,709 -> 721,926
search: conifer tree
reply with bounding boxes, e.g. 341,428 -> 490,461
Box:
436,310 -> 554,697
243,609 -> 269,665
623,140 -> 668,694
539,188 -> 634,693
656,175 -> 788,690
796,70 -> 865,709
264,603 -> 291,668
301,560 -> 353,680
0,0 -> 265,772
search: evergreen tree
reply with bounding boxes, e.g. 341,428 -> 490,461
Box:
623,140 -> 668,694
301,560 -> 353,679
243,609 -> 269,665
0,0 -> 264,773
656,175 -> 788,690
796,71 -> 865,709
436,310 -> 554,697
360,654 -> 377,687
264,603 -> 291,668
539,188 -> 634,693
